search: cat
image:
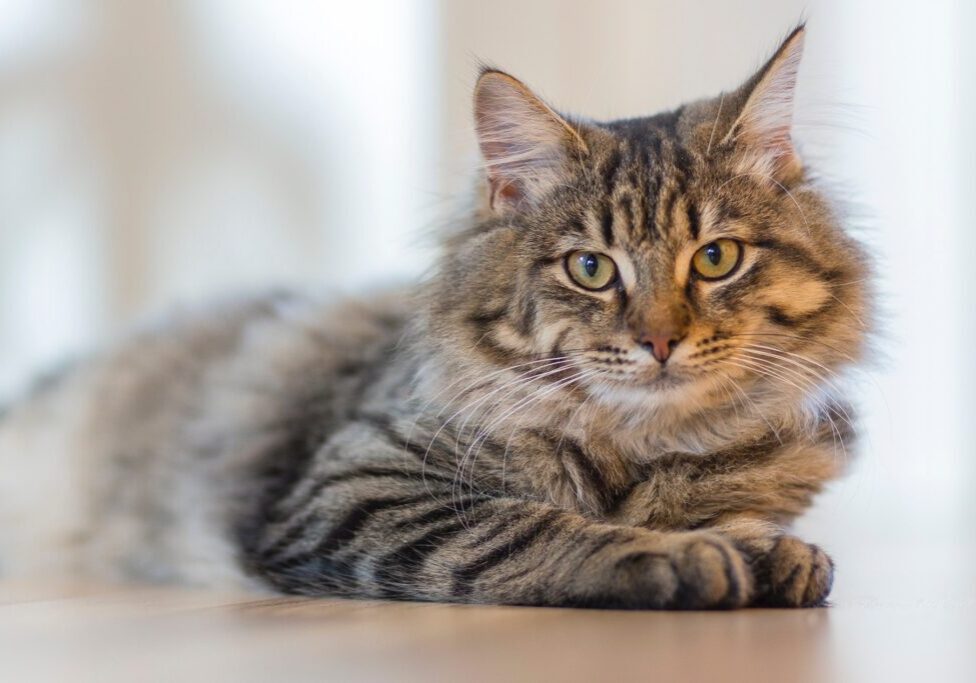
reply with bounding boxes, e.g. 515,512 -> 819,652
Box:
0,25 -> 871,608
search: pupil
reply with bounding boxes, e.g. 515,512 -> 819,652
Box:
706,244 -> 722,265
584,254 -> 598,277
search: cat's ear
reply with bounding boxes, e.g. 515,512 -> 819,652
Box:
474,69 -> 588,212
724,25 -> 805,184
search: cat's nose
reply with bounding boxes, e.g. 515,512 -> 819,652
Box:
636,332 -> 683,364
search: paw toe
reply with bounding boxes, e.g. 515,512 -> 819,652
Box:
760,536 -> 834,607
671,535 -> 752,609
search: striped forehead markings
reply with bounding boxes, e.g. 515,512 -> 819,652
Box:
686,200 -> 701,240
600,147 -> 623,193
595,135 -> 700,246
599,203 -> 615,247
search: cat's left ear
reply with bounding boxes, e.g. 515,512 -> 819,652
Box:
724,25 -> 806,184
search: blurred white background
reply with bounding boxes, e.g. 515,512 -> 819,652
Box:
0,0 -> 972,579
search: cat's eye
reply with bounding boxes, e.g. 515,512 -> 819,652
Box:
565,251 -> 618,291
691,239 -> 743,280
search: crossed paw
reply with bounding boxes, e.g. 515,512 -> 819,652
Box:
592,529 -> 834,609
671,530 -> 833,608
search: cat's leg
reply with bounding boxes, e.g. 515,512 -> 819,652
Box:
709,517 -> 834,608
613,488 -> 834,607
608,439 -> 839,607
242,481 -> 756,609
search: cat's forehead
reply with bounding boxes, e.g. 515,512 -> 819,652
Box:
556,114 -> 714,253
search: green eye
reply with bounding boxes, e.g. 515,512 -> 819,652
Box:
566,251 -> 618,290
692,239 -> 743,280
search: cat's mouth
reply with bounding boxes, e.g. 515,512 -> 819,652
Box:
638,367 -> 692,389
592,362 -> 694,390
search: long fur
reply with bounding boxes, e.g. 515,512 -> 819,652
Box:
0,27 -> 872,609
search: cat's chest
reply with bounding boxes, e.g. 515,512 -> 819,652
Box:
507,429 -> 715,520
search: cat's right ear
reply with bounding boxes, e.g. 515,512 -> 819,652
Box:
473,69 -> 588,212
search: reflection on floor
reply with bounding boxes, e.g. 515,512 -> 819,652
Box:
1,542 -> 973,682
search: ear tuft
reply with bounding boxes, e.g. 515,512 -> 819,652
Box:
473,70 -> 587,211
726,25 -> 806,184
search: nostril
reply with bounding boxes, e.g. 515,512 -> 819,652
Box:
636,333 -> 684,364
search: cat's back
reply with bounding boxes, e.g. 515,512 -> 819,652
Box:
0,289 -> 414,583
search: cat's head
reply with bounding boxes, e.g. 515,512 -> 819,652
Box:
430,26 -> 871,427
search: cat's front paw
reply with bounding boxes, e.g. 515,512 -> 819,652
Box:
751,535 -> 834,607
591,531 -> 754,609
667,532 -> 755,609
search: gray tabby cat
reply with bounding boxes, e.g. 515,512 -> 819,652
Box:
0,26 -> 871,608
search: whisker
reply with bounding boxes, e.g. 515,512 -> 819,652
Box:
750,350 -> 854,430
716,172 -> 812,237
455,367 -> 604,522
719,356 -> 852,467
418,357 -> 581,496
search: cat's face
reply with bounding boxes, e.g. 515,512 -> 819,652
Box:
433,27 -> 870,419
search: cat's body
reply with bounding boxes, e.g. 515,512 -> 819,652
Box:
0,27 -> 871,608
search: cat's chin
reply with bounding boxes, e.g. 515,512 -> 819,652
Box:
585,370 -> 713,415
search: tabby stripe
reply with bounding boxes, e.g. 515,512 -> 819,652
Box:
707,263 -> 762,306
686,200 -> 701,240
634,187 -> 651,241
642,157 -> 662,240
451,509 -> 562,597
718,199 -> 742,220
645,132 -> 663,162
469,511 -> 519,549
565,220 -> 588,237
765,301 -> 833,328
587,529 -> 636,559
654,185 -> 677,242
601,148 -> 623,192
392,497 -> 490,530
355,412 -> 460,468
672,144 -> 693,185
467,307 -> 508,326
268,459 -> 452,527
619,195 -> 634,237
550,327 -> 571,356
379,500 -> 495,594
516,297 -> 536,336
259,553 -> 352,595
616,284 -> 629,313
315,496 -> 435,557
318,466 -> 452,490
708,540 -> 742,608
467,307 -> 510,349
504,526 -> 628,586
476,331 -> 524,365
263,493 -> 431,566
711,431 -> 784,464
376,518 -> 474,599
561,439 -> 613,511
753,238 -> 828,277
600,202 -> 615,247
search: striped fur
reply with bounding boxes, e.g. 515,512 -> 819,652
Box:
0,26 -> 871,608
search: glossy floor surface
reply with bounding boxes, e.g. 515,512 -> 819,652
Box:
1,541 -> 973,682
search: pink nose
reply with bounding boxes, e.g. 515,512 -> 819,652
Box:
636,333 -> 680,364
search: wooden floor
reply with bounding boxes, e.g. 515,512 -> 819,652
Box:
1,538 -> 973,682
